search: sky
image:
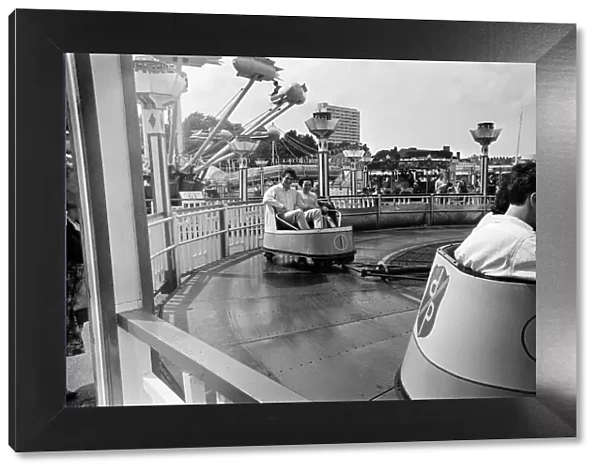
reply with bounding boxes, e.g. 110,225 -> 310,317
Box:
178,57 -> 535,158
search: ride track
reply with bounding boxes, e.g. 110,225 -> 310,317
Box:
158,226 -> 473,402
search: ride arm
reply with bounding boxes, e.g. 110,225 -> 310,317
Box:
188,78 -> 256,168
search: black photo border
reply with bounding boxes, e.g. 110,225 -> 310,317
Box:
9,9 -> 577,452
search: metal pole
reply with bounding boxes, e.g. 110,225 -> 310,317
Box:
191,77 -> 256,164
481,144 -> 489,214
350,162 -> 357,196
318,138 -> 329,198
260,168 -> 265,195
239,156 -> 248,201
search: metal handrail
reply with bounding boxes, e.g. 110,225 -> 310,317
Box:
118,310 -> 308,404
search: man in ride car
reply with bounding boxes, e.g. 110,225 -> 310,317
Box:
454,160 -> 536,281
263,168 -> 322,230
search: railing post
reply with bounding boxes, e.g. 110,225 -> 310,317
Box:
182,372 -> 207,404
376,195 -> 381,229
219,207 -> 229,258
429,194 -> 435,226
171,215 -> 181,287
117,327 -> 153,405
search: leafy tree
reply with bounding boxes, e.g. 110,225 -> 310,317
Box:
181,112 -> 242,154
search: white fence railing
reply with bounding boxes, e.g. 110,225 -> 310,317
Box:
148,213 -> 175,293
148,202 -> 265,293
117,310 -> 308,405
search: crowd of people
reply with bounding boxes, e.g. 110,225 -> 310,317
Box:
358,171 -> 506,197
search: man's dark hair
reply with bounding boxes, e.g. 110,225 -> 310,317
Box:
282,168 -> 297,180
492,174 -> 511,214
298,177 -> 313,187
508,160 -> 536,205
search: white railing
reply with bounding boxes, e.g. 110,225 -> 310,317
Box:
125,201 -> 307,406
331,194 -> 494,209
148,202 -> 266,292
175,207 -> 224,275
329,196 -> 378,209
117,310 -> 308,405
226,203 -> 264,255
148,213 -> 175,293
148,194 -> 495,293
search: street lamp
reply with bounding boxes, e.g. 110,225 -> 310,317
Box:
343,148 -> 365,196
470,122 -> 502,207
360,154 -> 374,192
255,158 -> 269,196
229,137 -> 259,201
305,104 -> 339,198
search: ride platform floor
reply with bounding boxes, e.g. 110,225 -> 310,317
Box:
162,226 -> 473,402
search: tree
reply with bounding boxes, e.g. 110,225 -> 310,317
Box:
181,112 -> 242,154
270,130 -> 318,164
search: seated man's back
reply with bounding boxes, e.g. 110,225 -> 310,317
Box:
454,160 -> 537,281
454,213 -> 535,280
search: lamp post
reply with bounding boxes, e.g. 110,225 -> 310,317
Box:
470,122 -> 502,209
255,159 -> 269,196
359,154 -> 374,192
343,148 -> 365,196
305,104 -> 339,198
229,137 -> 259,201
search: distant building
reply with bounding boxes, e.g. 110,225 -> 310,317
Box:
317,102 -> 361,145
397,146 -> 455,160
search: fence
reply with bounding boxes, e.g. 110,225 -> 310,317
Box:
329,194 -> 495,230
116,310 -> 308,405
148,202 -> 265,293
148,194 -> 494,292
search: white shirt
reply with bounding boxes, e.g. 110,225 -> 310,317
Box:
262,183 -> 303,211
435,179 -> 448,193
262,183 -> 304,230
454,213 -> 536,281
298,190 -> 318,209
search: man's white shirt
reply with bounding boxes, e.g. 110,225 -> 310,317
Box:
263,183 -> 303,211
454,213 -> 536,281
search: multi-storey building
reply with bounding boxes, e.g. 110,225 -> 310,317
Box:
317,101 -> 361,145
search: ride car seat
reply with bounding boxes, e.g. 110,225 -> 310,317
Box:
397,243 -> 536,400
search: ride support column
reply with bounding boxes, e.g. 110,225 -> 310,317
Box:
350,162 -> 357,196
481,144 -> 489,213
318,138 -> 329,198
239,157 -> 248,201
141,106 -> 178,293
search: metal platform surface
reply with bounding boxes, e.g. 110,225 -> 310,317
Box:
162,226 -> 473,402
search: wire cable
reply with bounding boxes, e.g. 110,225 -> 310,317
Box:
215,88 -> 243,120
272,124 -> 318,154
283,136 -> 318,158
